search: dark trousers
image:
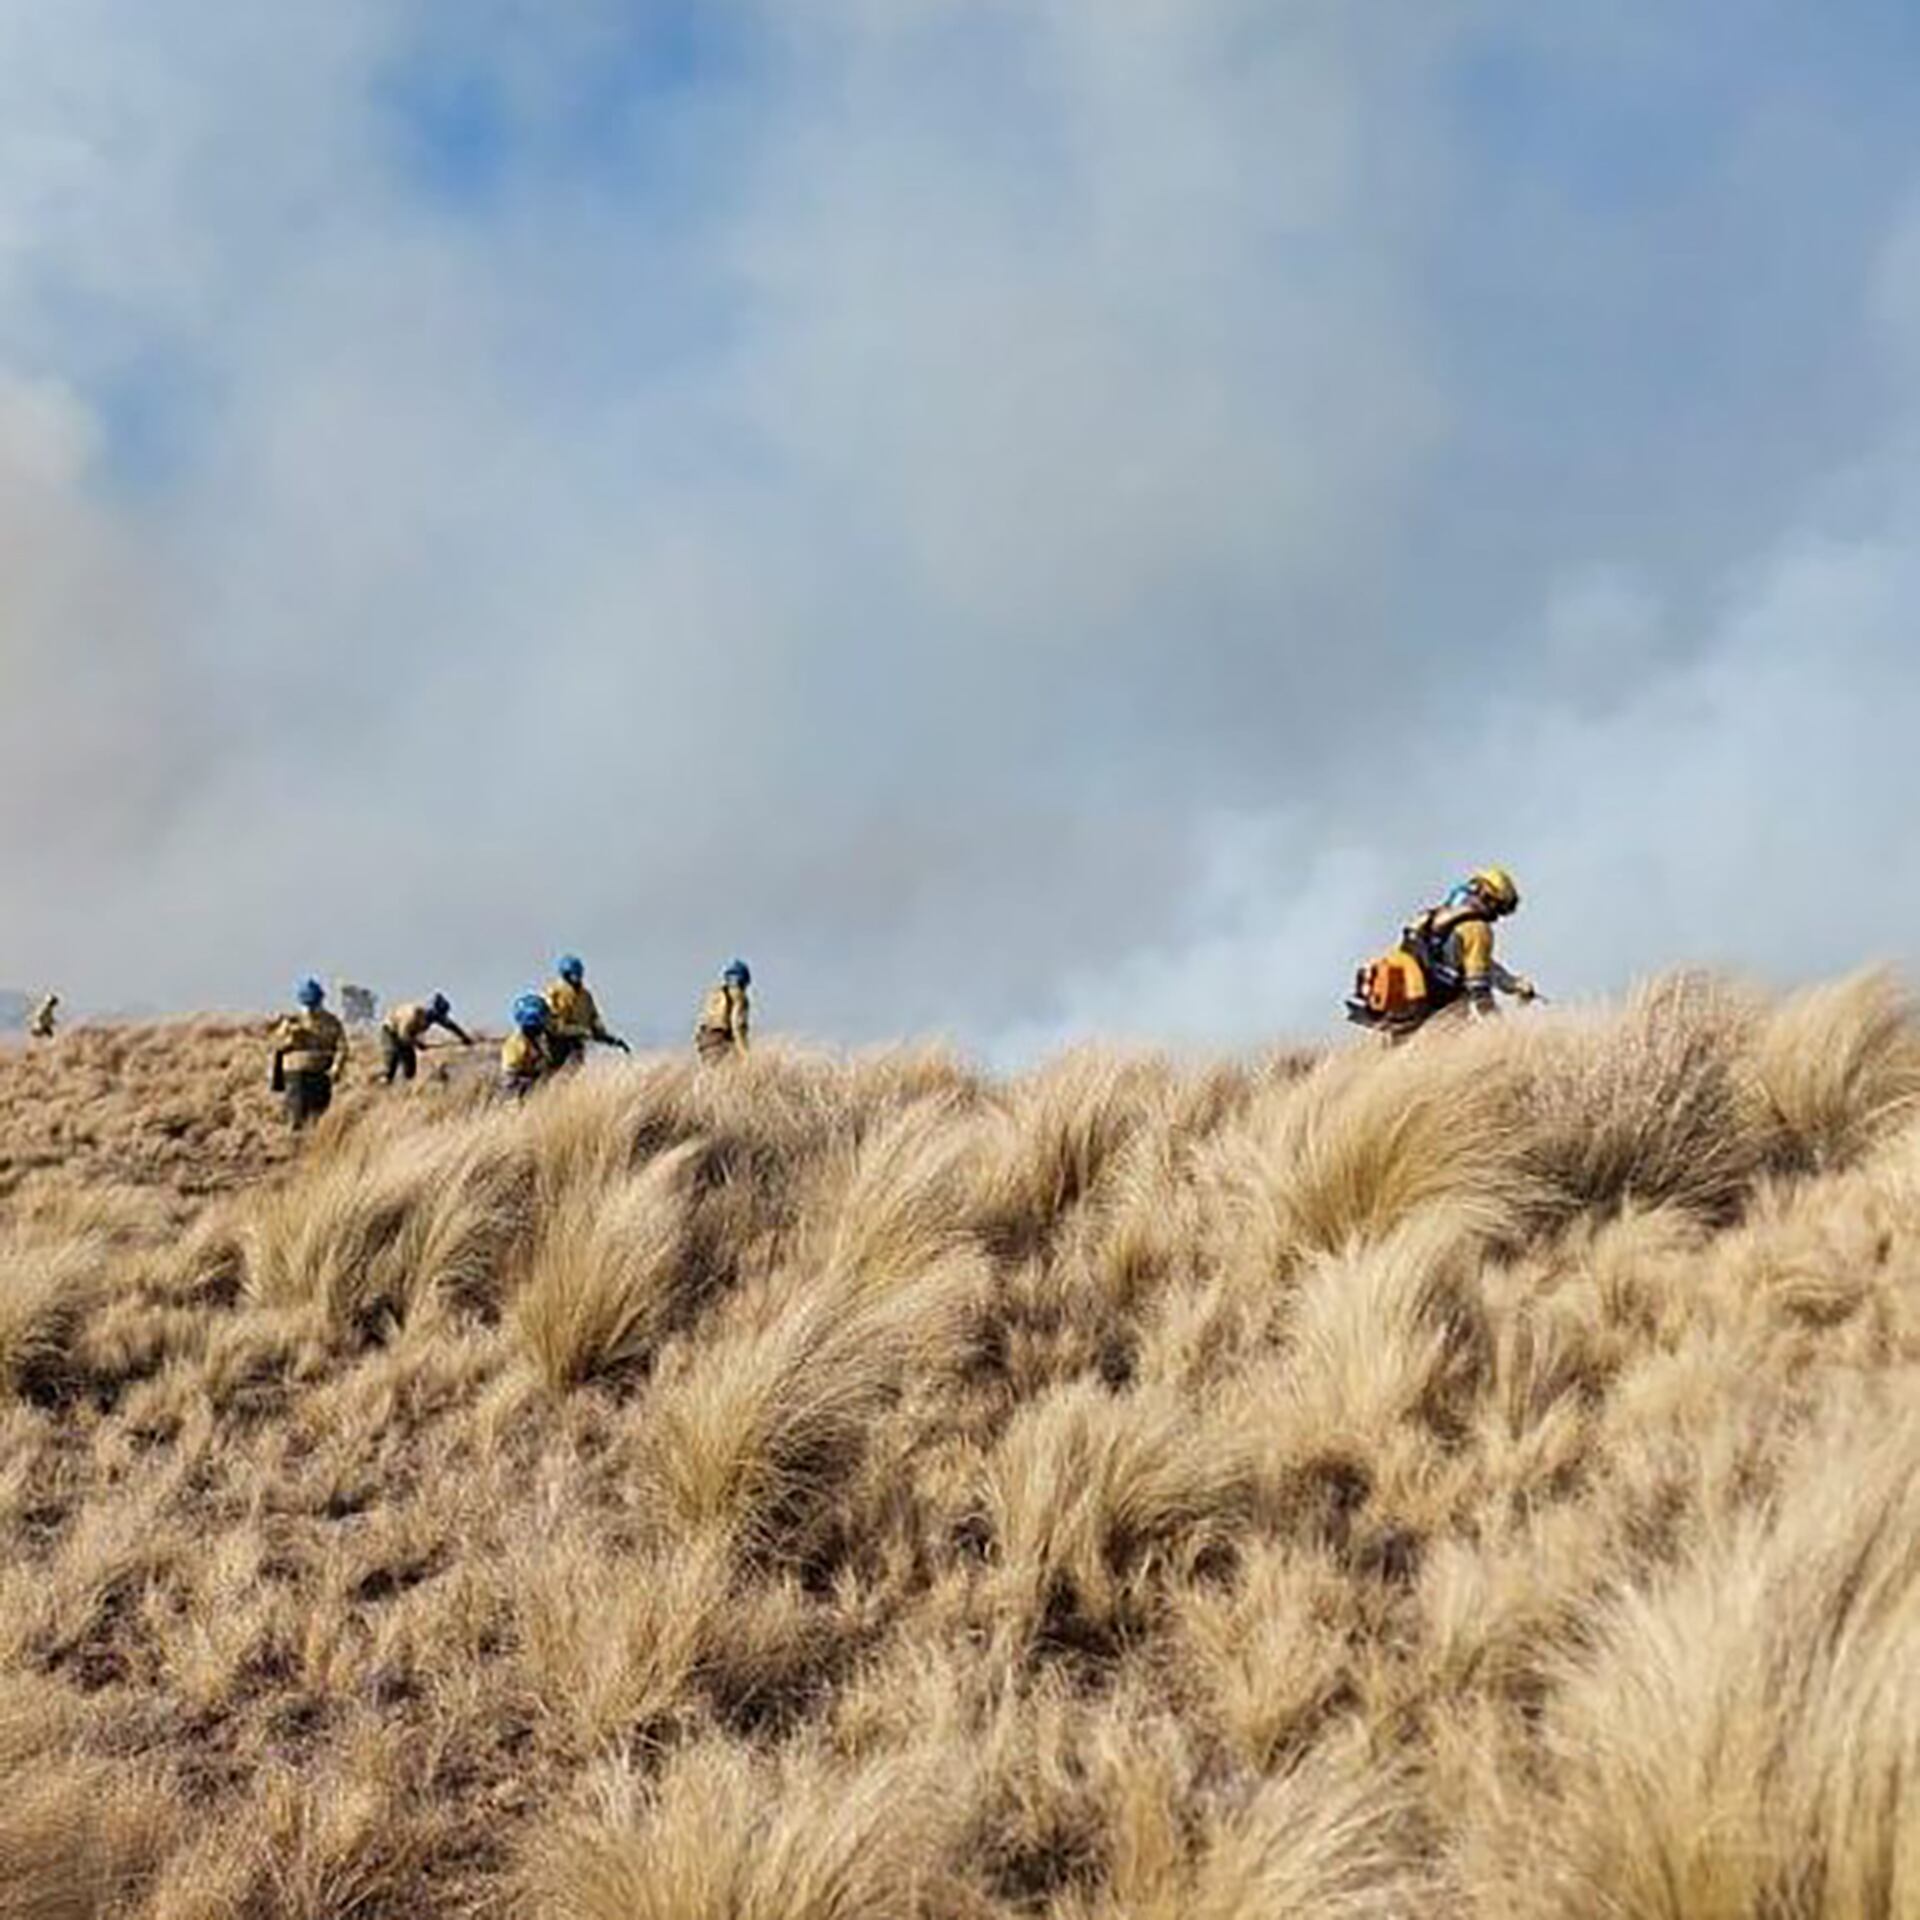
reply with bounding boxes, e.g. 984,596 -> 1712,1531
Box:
547,1034 -> 585,1072
284,1071 -> 333,1131
382,1030 -> 417,1084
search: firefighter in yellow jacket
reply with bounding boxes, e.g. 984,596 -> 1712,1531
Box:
500,993 -> 553,1099
695,960 -> 752,1063
543,954 -> 628,1070
271,978 -> 348,1130
1408,867 -> 1536,1018
28,993 -> 58,1039
381,992 -> 474,1084
1346,867 -> 1537,1036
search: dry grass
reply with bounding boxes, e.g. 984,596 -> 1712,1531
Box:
1464,1401 -> 1920,1918
2,978 -> 1918,1917
529,1735 -> 974,1920
513,1141 -> 706,1392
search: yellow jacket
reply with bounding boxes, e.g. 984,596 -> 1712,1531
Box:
544,977 -> 603,1040
274,1007 -> 348,1077
386,1002 -> 433,1043
501,1029 -> 548,1082
384,1001 -> 469,1044
1451,920 -> 1497,998
1427,917 -> 1530,1004
695,981 -> 750,1051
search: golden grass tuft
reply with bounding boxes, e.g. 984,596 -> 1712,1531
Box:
1513,972 -> 1771,1222
1751,967 -> 1920,1172
511,1523 -> 734,1750
529,1736 -> 972,1920
1063,1738 -> 1433,1920
237,1103 -> 533,1330
1205,1037 -> 1540,1298
0,1238 -> 108,1402
513,1141 -> 707,1391
0,1755 -> 178,1920
635,1249 -> 979,1563
983,1379 -> 1254,1646
1468,1404 -> 1920,1919
1272,1207 -> 1493,1457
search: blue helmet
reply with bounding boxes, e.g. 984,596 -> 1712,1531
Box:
296,977 -> 325,1008
723,958 -> 751,987
429,992 -> 451,1019
555,954 -> 585,985
512,992 -> 549,1033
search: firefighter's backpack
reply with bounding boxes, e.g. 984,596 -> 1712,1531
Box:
1346,945 -> 1431,1027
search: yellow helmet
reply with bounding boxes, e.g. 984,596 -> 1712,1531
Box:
1470,865 -> 1520,913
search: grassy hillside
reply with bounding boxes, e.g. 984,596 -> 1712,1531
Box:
2,976 -> 1918,1918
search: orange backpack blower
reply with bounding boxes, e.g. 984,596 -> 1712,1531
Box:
1346,945 -> 1432,1029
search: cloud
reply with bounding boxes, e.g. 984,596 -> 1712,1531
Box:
1,1 -> 1916,1050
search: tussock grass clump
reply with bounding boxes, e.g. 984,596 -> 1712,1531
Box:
975,1050 -> 1174,1257
1273,1208 -> 1493,1455
2,977 -> 1919,1916
530,1736 -> 972,1920
511,1525 -> 735,1750
810,1093 -> 987,1292
1067,1739 -> 1433,1920
0,1237 -> 109,1402
983,1379 -> 1255,1645
1514,972 -> 1769,1223
0,1753 -> 178,1920
514,1142 -> 706,1392
1468,1405 -> 1920,1919
1204,1038 -> 1541,1296
636,1252 -> 979,1564
1750,967 -> 1920,1172
238,1104 -> 534,1330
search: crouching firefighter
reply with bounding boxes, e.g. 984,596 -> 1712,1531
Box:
272,978 -> 348,1130
1346,866 -> 1538,1036
499,993 -> 554,1099
543,954 -> 629,1070
382,992 -> 474,1084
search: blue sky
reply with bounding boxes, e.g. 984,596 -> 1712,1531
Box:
2,1 -> 1919,1052
378,3 -> 754,215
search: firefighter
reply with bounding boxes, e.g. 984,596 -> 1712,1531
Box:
1345,867 -> 1537,1036
543,954 -> 629,1070
694,960 -> 752,1063
271,978 -> 348,1130
28,992 -> 58,1039
1405,866 -> 1536,1019
500,992 -> 554,1099
381,992 -> 474,1084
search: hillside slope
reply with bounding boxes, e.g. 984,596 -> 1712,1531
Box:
2,975 -> 1918,1918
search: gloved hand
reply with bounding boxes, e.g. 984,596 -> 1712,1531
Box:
1513,976 -> 1539,1003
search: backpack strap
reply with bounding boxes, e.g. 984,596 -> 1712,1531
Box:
1402,895 -> 1492,973
1430,898 -> 1491,941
